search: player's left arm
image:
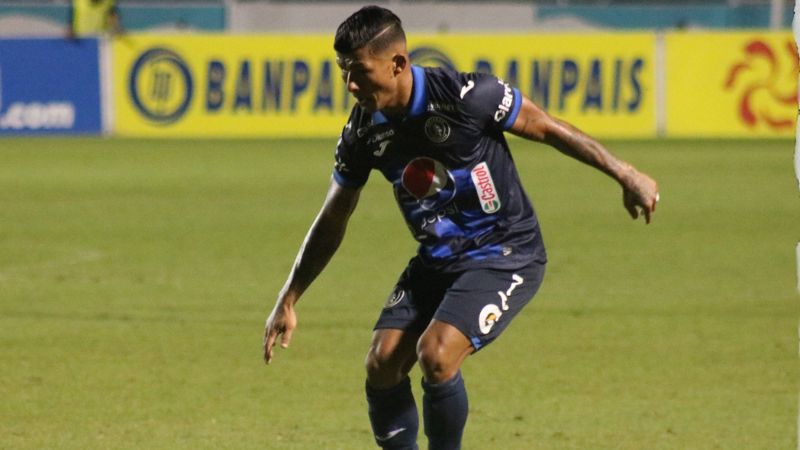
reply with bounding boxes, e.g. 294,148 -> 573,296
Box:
508,95 -> 659,224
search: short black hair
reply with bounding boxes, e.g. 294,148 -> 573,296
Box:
334,5 -> 405,54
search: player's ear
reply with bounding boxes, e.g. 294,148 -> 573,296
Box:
392,54 -> 408,76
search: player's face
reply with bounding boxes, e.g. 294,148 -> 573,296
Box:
336,47 -> 398,113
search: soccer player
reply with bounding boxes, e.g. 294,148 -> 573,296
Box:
264,6 -> 659,450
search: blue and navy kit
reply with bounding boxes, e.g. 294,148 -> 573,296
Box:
333,65 -> 547,272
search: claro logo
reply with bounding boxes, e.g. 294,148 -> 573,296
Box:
724,39 -> 798,130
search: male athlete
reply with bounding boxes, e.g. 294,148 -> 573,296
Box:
264,6 -> 659,450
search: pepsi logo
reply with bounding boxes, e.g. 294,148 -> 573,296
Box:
401,157 -> 457,210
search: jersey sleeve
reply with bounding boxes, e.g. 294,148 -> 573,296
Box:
332,122 -> 370,189
460,73 -> 522,132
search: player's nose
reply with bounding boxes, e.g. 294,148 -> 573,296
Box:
343,71 -> 359,94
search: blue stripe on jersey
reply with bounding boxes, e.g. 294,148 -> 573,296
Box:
465,244 -> 503,260
424,242 -> 502,262
502,87 -> 522,130
371,66 -> 426,124
373,112 -> 388,125
471,336 -> 483,350
408,65 -> 427,118
333,170 -> 366,189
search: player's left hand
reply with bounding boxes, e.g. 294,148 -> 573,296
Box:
621,169 -> 659,224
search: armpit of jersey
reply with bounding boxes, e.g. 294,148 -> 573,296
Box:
460,74 -> 522,132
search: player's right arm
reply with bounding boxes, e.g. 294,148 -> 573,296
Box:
264,178 -> 361,364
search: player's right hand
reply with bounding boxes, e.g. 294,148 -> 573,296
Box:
264,301 -> 297,364
621,169 -> 659,224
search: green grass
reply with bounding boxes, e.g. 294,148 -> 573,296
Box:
0,137 -> 797,449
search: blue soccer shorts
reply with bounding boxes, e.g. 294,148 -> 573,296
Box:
374,258 -> 546,351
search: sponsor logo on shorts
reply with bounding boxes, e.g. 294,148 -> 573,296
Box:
478,304 -> 503,335
470,162 -> 501,213
478,274 -> 524,335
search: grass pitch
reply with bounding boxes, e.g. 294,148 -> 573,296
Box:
0,137 -> 797,449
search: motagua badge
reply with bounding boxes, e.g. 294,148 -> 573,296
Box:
424,116 -> 451,143
129,47 -> 193,125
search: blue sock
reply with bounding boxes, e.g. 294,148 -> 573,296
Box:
422,371 -> 468,450
366,377 -> 419,450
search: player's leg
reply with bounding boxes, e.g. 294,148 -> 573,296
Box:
365,328 -> 421,450
365,261 -> 449,450
417,260 -> 546,450
366,328 -> 420,388
416,320 -> 473,450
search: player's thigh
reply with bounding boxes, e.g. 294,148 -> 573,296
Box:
434,260 -> 546,351
372,259 -> 452,334
367,261 -> 453,387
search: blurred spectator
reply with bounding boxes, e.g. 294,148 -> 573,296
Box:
66,0 -> 123,39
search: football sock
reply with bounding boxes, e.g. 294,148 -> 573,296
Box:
422,371 -> 468,450
366,376 -> 419,450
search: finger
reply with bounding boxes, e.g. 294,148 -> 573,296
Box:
281,327 -> 294,349
623,191 -> 638,219
265,328 -> 279,364
644,192 -> 659,224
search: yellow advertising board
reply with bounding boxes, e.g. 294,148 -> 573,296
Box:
408,34 -> 656,138
665,31 -> 797,138
112,33 -> 655,138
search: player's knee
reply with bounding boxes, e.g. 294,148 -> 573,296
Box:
416,339 -> 456,384
364,345 -> 402,388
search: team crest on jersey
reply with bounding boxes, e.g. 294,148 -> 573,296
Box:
384,286 -> 405,309
401,157 -> 457,211
424,116 -> 451,144
471,162 -> 501,213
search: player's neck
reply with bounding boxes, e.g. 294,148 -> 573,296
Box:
381,69 -> 414,119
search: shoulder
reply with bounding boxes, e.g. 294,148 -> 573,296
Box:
423,67 -> 509,108
421,66 -> 470,101
460,72 -> 509,104
454,71 -> 520,130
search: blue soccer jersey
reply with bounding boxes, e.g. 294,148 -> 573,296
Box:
333,65 -> 546,272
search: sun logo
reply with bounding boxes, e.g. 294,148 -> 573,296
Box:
724,39 -> 798,130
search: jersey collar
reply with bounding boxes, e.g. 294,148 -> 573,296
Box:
373,65 -> 426,125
